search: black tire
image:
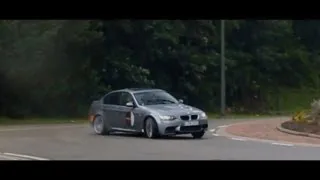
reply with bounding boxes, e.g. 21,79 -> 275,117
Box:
144,117 -> 160,139
191,131 -> 205,139
93,115 -> 109,135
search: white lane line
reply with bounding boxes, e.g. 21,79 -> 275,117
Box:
212,133 -> 220,136
271,142 -> 294,147
3,153 -> 49,160
218,125 -> 227,128
0,125 -> 84,132
209,129 -> 216,132
0,154 -> 20,160
215,123 -> 315,147
231,137 -> 247,141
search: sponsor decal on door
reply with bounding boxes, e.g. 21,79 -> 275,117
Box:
125,111 -> 135,127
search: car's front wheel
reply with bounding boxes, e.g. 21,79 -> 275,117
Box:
191,131 -> 205,139
93,115 -> 109,135
144,117 -> 159,139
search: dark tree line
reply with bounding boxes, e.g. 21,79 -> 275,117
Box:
1,20 -> 320,119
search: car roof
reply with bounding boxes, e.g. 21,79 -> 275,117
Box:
112,88 -> 164,94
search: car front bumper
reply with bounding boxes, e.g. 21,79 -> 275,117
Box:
157,119 -> 208,135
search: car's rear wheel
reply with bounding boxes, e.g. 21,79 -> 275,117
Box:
144,117 -> 159,139
93,115 -> 109,135
191,131 -> 205,139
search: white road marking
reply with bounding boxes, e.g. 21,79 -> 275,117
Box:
215,122 -> 320,147
231,137 -> 246,141
212,133 -> 219,136
0,154 -> 20,160
209,129 -> 215,132
0,125 -> 84,132
271,143 -> 294,147
218,125 -> 227,128
3,153 -> 49,160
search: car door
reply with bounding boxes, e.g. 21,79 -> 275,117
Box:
102,92 -> 122,128
118,92 -> 137,130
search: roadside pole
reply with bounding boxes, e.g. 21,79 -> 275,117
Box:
220,20 -> 226,118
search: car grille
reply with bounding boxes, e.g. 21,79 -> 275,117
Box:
180,115 -> 198,121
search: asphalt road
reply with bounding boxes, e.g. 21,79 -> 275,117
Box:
0,156 -> 11,160
0,117 -> 320,160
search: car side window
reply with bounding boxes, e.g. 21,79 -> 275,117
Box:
119,92 -> 134,106
103,92 -> 121,105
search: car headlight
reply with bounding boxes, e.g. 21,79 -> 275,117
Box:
200,112 -> 207,119
159,115 -> 176,121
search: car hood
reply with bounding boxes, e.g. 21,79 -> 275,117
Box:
143,104 -> 203,116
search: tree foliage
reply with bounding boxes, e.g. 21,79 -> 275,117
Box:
0,20 -> 319,118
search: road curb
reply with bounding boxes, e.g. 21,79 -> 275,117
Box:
215,120 -> 320,147
215,124 -> 298,145
276,121 -> 320,139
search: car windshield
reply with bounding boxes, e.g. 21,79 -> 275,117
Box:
133,91 -> 179,106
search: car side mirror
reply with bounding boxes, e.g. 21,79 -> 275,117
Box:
126,101 -> 134,107
178,99 -> 184,104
